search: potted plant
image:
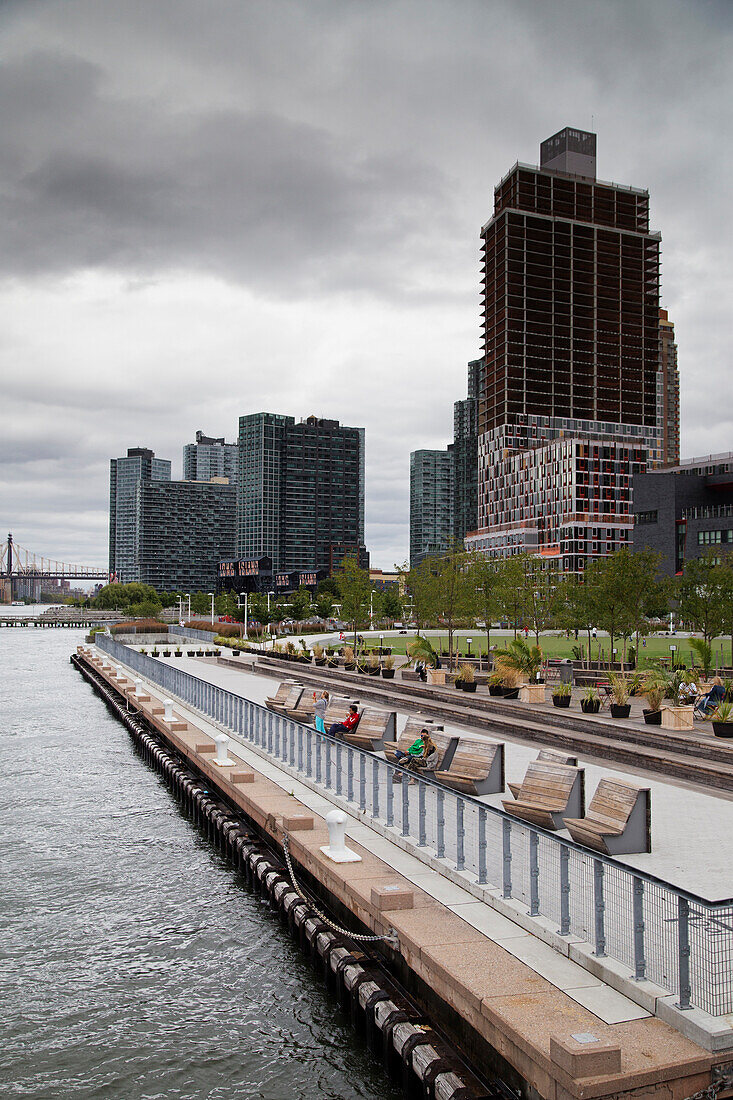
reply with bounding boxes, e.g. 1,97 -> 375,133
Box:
366,653 -> 381,676
580,686 -> 601,714
313,644 -> 327,667
343,646 -> 356,671
151,648 -> 160,657
381,655 -> 396,679
551,681 -> 572,708
139,647 -> 145,654
609,674 -> 631,719
488,672 -> 504,697
174,647 -> 182,658
187,649 -> 196,656
162,647 -> 171,657
494,638 -> 543,701
459,662 -> 477,693
711,701 -> 733,738
641,672 -> 665,725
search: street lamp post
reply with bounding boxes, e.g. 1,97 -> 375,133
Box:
208,592 -> 214,624
467,636 -> 473,658
379,633 -> 384,656
185,593 -> 191,620
236,592 -> 249,639
369,589 -> 375,628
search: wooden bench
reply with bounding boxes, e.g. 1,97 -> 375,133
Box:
343,707 -> 397,751
324,695 -> 358,729
383,720 -> 458,773
434,738 -> 505,796
265,681 -> 303,714
502,762 -> 585,830
564,779 -> 651,855
508,750 -> 579,798
284,690 -> 317,723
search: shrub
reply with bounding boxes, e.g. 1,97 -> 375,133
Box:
552,681 -> 572,698
609,673 -> 630,705
184,620 -> 242,637
110,620 -> 167,635
459,662 -> 475,683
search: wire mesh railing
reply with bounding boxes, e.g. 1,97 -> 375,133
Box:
96,635 -> 733,1017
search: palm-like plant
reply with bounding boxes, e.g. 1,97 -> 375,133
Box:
609,673 -> 630,705
407,635 -> 438,669
493,637 -> 543,683
689,637 -> 713,678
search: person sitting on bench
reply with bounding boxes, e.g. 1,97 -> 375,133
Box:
694,676 -> 726,717
329,704 -> 360,738
392,729 -> 435,780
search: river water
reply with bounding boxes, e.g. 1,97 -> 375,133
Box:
0,612 -> 401,1100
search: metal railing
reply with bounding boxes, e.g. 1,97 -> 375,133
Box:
96,634 -> 733,1017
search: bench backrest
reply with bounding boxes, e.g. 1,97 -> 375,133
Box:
537,749 -> 578,768
424,730 -> 460,770
324,695 -> 356,725
517,762 -> 583,810
400,715 -> 444,747
269,681 -> 298,706
587,779 -> 649,832
281,684 -> 304,710
354,707 -> 397,742
447,738 -> 503,780
290,690 -> 317,715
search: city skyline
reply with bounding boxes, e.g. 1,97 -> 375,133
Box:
0,0 -> 731,569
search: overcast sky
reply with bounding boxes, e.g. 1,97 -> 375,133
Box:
1,0 -> 731,572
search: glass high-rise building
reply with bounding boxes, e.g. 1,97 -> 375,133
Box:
183,430 -> 239,485
410,449 -> 453,567
109,448 -> 171,582
467,128 -> 663,573
237,413 -> 367,574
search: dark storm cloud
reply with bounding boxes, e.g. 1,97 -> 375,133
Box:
0,51 -> 453,297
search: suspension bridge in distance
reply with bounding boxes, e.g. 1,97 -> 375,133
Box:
1,532 -> 109,604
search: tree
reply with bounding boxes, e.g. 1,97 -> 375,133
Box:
494,556 -> 530,638
317,577 -> 341,599
407,558 -> 440,632
289,585 -> 312,622
190,591 -> 211,616
676,553 -> 725,646
717,552 -> 733,666
94,582 -> 161,611
381,588 -> 403,624
519,555 -> 558,645
336,554 -> 371,649
467,554 -> 501,666
431,548 -> 474,669
315,593 -> 334,621
553,575 -> 599,666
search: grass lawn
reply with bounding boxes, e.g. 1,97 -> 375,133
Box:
364,630 -> 733,667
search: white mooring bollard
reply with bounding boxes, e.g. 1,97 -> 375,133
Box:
320,809 -> 362,864
213,734 -> 235,767
134,678 -> 143,698
163,698 -> 174,722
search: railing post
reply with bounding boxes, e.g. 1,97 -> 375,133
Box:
289,722 -> 295,766
436,789 -> 445,860
347,747 -> 354,801
297,726 -> 303,772
386,766 -> 394,827
401,775 -> 409,837
502,818 -> 512,899
559,845 -> 571,936
336,743 -> 343,795
593,859 -> 607,957
478,806 -> 488,885
529,830 -> 540,916
417,782 -> 426,846
632,876 -> 646,980
359,754 -> 366,811
676,896 -> 692,1010
274,716 -> 281,760
455,799 -> 465,871
315,735 -> 323,785
371,759 -> 379,819
325,741 -> 332,789
306,730 -> 313,778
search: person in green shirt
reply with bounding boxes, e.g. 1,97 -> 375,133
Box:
393,729 -> 432,781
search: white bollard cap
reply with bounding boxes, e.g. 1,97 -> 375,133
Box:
321,809 -> 361,863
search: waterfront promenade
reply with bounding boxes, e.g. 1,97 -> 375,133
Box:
85,636 -> 733,1100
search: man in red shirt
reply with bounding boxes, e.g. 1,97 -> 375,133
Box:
329,704 -> 360,738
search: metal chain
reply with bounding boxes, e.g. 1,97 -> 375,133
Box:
281,833 -> 398,946
683,1083 -> 720,1100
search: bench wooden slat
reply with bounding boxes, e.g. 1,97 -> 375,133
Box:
434,738 -> 504,796
564,779 -> 651,855
502,762 -> 584,830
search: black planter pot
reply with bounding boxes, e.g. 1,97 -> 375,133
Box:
643,708 -> 662,725
367,668 -> 381,676
488,685 -> 503,697
454,679 -> 464,690
187,650 -> 196,656
230,650 -> 240,657
503,688 -> 520,700
580,700 -> 601,714
552,695 -> 571,708
381,669 -> 395,679
713,722 -> 733,738
196,651 -> 204,657
610,704 -> 631,719
315,658 -> 327,666
463,681 -> 477,693
162,650 -> 171,656
344,663 -> 356,671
